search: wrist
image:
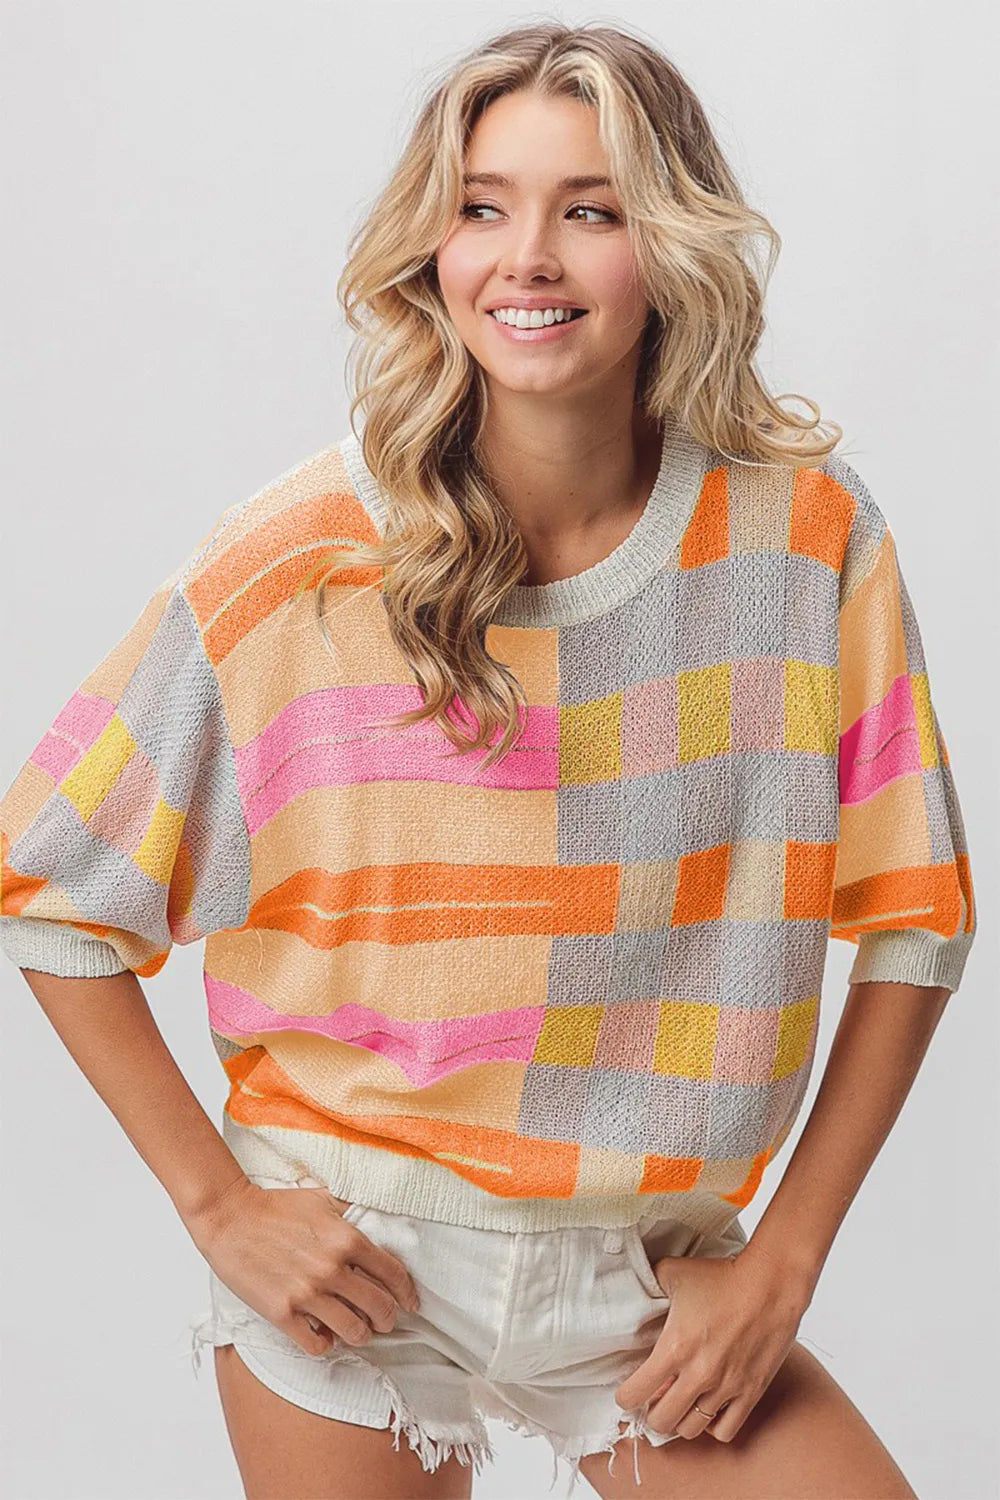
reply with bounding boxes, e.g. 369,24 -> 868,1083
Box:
174,1165 -> 253,1244
737,1231 -> 824,1308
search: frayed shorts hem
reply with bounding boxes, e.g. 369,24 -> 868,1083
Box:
229,1337 -> 497,1480
194,1327 -> 678,1498
472,1387 -> 682,1495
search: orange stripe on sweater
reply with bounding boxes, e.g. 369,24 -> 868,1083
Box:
224,1047 -> 581,1198
249,861 -> 622,946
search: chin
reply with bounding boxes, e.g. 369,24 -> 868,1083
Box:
486,371 -> 581,396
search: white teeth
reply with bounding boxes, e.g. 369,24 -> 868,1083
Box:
489,307 -> 581,327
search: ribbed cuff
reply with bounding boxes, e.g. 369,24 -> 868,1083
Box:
848,925 -> 975,993
0,916 -> 129,978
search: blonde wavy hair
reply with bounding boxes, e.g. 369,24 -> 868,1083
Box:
305,20 -> 842,771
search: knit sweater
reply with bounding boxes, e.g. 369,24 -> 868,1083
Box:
0,413 -> 977,1239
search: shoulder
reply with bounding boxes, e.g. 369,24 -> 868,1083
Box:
704,446 -> 890,578
171,434 -> 374,597
786,449 -> 898,610
150,434 -> 381,671
811,451 -> 890,552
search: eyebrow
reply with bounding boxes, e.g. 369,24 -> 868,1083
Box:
462,172 -> 613,191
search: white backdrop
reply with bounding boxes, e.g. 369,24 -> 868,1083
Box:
1,3 -> 996,1497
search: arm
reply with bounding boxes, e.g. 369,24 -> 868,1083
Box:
759,468 -> 978,1288
19,967 -> 249,1239
740,979 -> 950,1298
619,979 -> 956,1440
17,965 -> 421,1356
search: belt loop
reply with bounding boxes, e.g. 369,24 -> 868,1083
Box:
602,1227 -> 625,1254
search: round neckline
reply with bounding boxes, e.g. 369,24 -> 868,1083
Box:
338,409 -> 708,629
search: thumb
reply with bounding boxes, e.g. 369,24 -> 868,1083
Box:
647,1253 -> 690,1292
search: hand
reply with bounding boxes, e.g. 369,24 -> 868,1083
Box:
185,1176 -> 422,1357
614,1244 -> 814,1444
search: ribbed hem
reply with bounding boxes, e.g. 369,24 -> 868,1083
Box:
0,916 -> 129,977
221,1115 -> 744,1240
848,925 -> 974,993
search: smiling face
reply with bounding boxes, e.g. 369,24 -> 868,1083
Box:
434,89 -> 651,403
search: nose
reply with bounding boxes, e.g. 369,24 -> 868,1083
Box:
496,212 -> 562,284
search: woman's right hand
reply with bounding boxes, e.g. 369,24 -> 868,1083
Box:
187,1177 -> 422,1357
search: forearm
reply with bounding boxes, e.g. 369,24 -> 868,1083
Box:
17,966 -> 248,1230
744,979 -> 951,1296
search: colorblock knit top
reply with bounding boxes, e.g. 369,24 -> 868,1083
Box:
0,413 -> 977,1238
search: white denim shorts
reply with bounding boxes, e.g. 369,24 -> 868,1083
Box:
188,1174 -> 748,1497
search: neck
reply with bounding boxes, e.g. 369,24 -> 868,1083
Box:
479,392 -> 663,552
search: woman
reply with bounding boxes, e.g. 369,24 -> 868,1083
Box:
0,21 -> 976,1500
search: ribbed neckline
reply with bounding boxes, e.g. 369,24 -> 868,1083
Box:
338,409 -> 709,629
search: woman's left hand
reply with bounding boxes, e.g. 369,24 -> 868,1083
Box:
613,1245 -> 816,1444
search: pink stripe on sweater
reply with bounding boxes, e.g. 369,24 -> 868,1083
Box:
235,684 -> 559,836
839,673 -> 923,805
206,974 -> 545,1087
30,692 -> 117,785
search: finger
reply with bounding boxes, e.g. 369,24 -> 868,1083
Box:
325,1265 -> 401,1334
615,1352 -> 678,1412
646,1375 -> 712,1438
300,1285 -> 379,1349
281,1303 -> 367,1356
665,1387 -> 732,1441
295,1310 -> 339,1355
344,1228 -> 421,1312
699,1395 -> 746,1444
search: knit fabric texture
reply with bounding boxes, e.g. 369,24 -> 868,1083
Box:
0,413 -> 977,1236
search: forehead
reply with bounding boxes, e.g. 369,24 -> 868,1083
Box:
465,90 -> 610,180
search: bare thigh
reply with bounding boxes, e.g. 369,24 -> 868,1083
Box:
212,1344 -> 474,1500
578,1340 -> 917,1500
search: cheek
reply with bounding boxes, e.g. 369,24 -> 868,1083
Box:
588,251 -> 647,323
435,239 -> 486,320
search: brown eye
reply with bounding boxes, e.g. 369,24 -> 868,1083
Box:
569,204 -> 619,224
